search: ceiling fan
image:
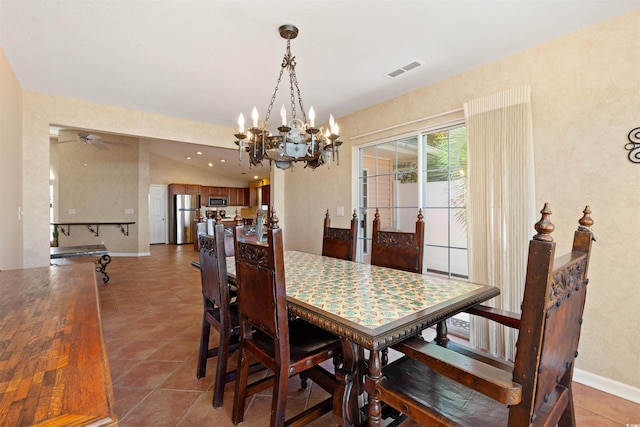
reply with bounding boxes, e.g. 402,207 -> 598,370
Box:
53,131 -> 130,151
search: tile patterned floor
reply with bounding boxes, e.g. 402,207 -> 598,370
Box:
90,244 -> 640,426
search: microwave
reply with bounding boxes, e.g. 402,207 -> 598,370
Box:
208,196 -> 227,207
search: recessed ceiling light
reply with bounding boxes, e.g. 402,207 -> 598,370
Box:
208,162 -> 213,167
196,151 -> 202,155
185,156 -> 191,160
220,159 -> 226,163
253,175 -> 258,179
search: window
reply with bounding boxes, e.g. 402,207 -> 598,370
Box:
358,136 -> 419,263
358,126 -> 467,278
358,124 -> 468,335
423,126 -> 468,279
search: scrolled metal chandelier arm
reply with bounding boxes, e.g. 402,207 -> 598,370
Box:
233,24 -> 342,171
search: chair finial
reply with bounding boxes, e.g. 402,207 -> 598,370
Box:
215,212 -> 222,224
269,207 -> 280,229
234,208 -> 242,226
579,205 -> 594,228
374,208 -> 380,221
533,203 -> 554,242
352,209 -> 358,220
578,205 -> 595,240
417,208 -> 424,222
325,209 -> 330,220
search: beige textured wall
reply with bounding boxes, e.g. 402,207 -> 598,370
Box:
284,10 -> 640,390
0,47 -> 23,270
22,92 -> 236,267
51,133 -> 141,253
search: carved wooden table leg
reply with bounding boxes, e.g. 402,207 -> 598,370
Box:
366,350 -> 382,427
334,338 -> 362,426
435,319 -> 449,345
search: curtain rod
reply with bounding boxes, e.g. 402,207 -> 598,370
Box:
349,107 -> 463,140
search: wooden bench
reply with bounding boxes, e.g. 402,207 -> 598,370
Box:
50,244 -> 111,283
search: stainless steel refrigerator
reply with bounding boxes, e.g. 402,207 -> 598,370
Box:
174,194 -> 200,244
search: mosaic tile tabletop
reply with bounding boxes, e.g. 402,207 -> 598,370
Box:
227,251 -> 494,332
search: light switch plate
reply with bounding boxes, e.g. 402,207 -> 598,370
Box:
337,206 -> 345,217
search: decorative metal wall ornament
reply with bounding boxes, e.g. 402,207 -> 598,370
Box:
234,25 -> 342,171
625,127 -> 640,163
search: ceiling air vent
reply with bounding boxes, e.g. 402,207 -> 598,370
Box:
386,60 -> 424,79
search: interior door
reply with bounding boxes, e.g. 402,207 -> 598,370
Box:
149,184 -> 168,244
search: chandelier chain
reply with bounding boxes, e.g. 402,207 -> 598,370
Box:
264,51 -> 287,125
290,66 -> 307,124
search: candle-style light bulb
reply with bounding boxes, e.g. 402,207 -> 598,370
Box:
238,113 -> 245,134
309,106 -> 315,127
280,105 -> 286,126
329,114 -> 335,129
334,123 -> 339,135
252,107 -> 259,128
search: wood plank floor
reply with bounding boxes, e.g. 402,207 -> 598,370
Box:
78,244 -> 639,426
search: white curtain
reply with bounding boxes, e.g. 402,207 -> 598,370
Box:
464,86 -> 536,361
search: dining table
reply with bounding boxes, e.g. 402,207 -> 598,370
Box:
219,250 -> 500,427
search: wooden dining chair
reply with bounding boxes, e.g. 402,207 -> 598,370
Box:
371,208 -> 426,364
231,212 -> 343,427
367,204 -> 595,426
196,226 -> 240,408
371,208 -> 424,273
322,208 -> 358,261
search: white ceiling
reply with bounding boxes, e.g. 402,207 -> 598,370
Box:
3,0 -> 639,181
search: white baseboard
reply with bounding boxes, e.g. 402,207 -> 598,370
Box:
573,368 -> 640,404
109,252 -> 151,257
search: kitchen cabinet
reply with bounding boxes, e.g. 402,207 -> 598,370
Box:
261,185 -> 270,209
227,188 -> 238,206
199,186 -> 211,205
186,184 -> 201,195
171,183 -> 249,208
169,183 -> 201,197
249,186 -> 259,206
209,187 -> 228,197
168,183 -> 186,195
228,187 -> 249,206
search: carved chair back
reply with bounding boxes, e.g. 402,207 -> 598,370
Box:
197,226 -> 238,407
371,208 -> 424,273
322,209 -> 358,261
233,226 -> 286,343
199,226 -> 230,316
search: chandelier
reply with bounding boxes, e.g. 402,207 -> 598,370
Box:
234,24 -> 342,170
